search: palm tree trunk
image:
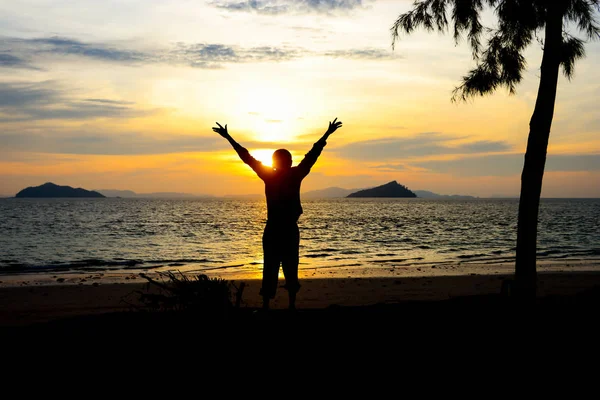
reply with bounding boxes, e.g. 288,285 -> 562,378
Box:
514,3 -> 564,301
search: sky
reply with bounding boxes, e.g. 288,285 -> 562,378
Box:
1,0 -> 599,197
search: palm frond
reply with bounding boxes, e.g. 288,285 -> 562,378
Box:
452,28 -> 527,101
565,0 -> 600,40
392,0 -> 598,101
451,0 -> 485,58
560,34 -> 586,79
391,0 -> 450,50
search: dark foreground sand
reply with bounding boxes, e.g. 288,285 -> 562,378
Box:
1,272 -> 600,334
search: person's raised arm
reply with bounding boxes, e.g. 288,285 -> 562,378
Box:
297,118 -> 343,178
213,122 -> 271,180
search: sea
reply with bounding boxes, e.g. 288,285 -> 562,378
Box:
1,198 -> 599,280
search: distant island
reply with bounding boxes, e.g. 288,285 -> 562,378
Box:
16,182 -> 105,198
10,183 -> 477,199
299,186 -> 475,199
96,189 -> 212,199
347,181 -> 417,198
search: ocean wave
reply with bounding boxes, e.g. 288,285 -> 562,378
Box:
1,198 -> 599,276
0,257 -> 221,274
457,253 -> 495,259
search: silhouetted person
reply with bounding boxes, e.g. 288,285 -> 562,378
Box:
213,118 -> 343,310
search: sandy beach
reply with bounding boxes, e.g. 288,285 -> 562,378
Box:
1,261 -> 599,328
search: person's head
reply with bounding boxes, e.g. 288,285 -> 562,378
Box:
272,149 -> 292,170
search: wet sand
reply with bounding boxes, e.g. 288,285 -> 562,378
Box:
1,271 -> 600,327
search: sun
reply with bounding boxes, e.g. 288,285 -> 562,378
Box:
234,83 -> 302,142
249,149 -> 275,167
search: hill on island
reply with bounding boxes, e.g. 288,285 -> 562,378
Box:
299,186 -> 475,199
15,183 -> 105,198
347,181 -> 416,198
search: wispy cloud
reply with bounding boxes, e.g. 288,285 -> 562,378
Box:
0,36 -> 398,70
174,42 -> 299,68
0,128 -> 227,155
335,132 -> 513,161
0,53 -> 37,69
84,98 -> 135,105
1,36 -> 299,69
290,26 -> 327,33
172,43 -> 395,64
210,0 -> 367,15
1,36 -> 301,69
414,154 -> 600,176
0,81 -> 153,122
0,121 -> 315,156
0,81 -> 57,107
324,48 -> 399,60
371,164 -> 408,171
28,36 -> 147,62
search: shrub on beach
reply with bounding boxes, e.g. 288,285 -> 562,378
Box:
135,271 -> 238,319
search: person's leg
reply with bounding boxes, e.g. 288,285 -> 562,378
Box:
281,223 -> 300,310
262,295 -> 270,310
260,224 -> 280,309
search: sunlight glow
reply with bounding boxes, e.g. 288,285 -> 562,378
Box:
249,149 -> 276,167
236,83 -> 301,142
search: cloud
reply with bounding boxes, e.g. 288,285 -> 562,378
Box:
324,48 -> 399,60
0,81 -> 153,121
174,42 -> 300,68
211,0 -> 366,15
175,43 -> 238,68
0,125 -> 316,156
545,154 -> 600,172
212,0 -> 290,14
1,36 -> 301,69
1,36 -> 399,70
0,129 -> 228,155
457,140 -> 514,153
0,151 -> 81,165
370,164 -> 408,171
0,36 -> 152,69
0,53 -> 37,69
335,132 -> 512,161
84,98 -> 135,105
26,36 -> 148,63
414,153 -> 600,176
0,81 -> 57,107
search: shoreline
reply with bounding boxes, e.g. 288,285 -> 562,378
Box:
1,259 -> 598,287
2,269 -> 600,327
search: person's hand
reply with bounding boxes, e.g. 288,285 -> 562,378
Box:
325,118 -> 342,135
212,122 -> 230,139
